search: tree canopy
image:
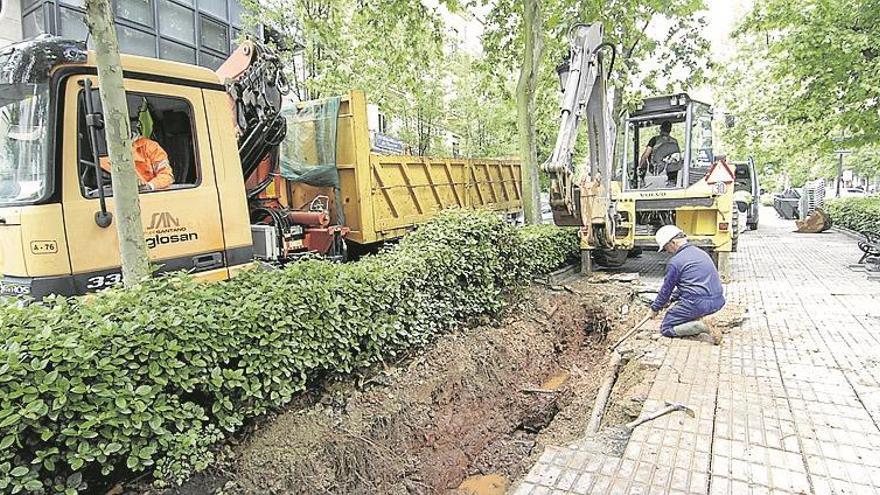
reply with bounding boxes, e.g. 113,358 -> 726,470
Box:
245,0 -> 879,190
481,0 -> 711,165
719,0 -> 880,186
246,0 -> 712,164
244,0 -> 455,155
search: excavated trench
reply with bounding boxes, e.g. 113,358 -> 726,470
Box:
149,280 -> 642,495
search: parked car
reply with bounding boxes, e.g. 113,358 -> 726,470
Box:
732,157 -> 760,230
839,187 -> 867,198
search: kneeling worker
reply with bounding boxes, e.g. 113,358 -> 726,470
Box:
649,225 -> 725,342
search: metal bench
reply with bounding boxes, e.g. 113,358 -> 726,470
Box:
858,231 -> 880,264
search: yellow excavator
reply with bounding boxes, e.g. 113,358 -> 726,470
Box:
544,24 -> 737,274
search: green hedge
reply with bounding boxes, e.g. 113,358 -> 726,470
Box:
0,210 -> 578,493
826,197 -> 880,234
520,223 -> 580,276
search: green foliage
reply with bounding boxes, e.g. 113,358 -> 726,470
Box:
244,0 -> 457,156
0,210 -> 577,493
826,197 -> 880,234
478,0 -> 712,202
744,0 -> 880,148
721,0 -> 880,184
450,53 -> 520,159
520,224 -> 580,276
482,0 -> 711,144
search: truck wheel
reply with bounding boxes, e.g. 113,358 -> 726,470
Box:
748,222 -> 758,231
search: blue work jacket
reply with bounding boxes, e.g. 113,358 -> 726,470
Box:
651,243 -> 725,312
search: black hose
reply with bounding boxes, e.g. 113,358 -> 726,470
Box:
247,176 -> 276,199
592,42 -> 617,82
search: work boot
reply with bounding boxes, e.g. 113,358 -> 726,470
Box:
703,318 -> 723,345
673,321 -> 721,345
691,332 -> 721,345
671,320 -> 708,337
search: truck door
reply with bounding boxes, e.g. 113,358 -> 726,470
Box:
60,75 -> 228,293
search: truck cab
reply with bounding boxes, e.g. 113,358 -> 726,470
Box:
0,37 -> 253,298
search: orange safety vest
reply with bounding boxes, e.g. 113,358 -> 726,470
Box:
100,136 -> 174,190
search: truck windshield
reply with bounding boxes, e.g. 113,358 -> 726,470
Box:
0,83 -> 50,205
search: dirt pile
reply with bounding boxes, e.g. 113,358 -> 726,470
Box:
150,280 -> 640,495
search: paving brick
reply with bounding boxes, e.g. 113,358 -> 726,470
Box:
511,482 -> 535,495
569,472 -> 594,494
553,468 -> 580,491
513,210 -> 880,494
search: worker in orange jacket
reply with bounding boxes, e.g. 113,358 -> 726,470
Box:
100,116 -> 174,191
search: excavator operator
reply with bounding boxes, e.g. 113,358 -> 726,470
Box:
100,115 -> 174,192
637,120 -> 681,188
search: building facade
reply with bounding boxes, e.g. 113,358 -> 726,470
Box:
1,0 -> 255,70
0,1 -> 25,46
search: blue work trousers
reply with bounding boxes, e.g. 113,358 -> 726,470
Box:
660,296 -> 726,337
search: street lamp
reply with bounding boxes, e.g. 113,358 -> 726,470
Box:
556,59 -> 570,92
832,135 -> 852,197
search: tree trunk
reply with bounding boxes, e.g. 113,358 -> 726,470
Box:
516,0 -> 544,224
85,0 -> 151,287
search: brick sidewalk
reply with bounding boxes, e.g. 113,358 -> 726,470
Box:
512,208 -> 880,495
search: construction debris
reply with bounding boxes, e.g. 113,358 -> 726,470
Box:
795,208 -> 832,233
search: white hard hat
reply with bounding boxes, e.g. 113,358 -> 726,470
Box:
655,225 -> 683,252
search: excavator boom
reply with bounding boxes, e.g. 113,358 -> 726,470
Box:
544,24 -> 738,276
544,23 -> 617,233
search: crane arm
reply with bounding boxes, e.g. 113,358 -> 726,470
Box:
216,40 -> 290,184
543,23 -> 617,229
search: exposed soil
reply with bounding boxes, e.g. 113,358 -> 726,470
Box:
134,277 -> 651,495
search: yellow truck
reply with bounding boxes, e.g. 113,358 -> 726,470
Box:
0,37 -> 521,299
267,90 -> 522,252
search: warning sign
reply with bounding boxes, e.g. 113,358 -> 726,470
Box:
705,160 -> 735,184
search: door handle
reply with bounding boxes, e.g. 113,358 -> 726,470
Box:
192,252 -> 223,271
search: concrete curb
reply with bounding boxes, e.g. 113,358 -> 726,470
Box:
831,225 -> 866,240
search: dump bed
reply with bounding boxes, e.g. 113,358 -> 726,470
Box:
287,91 -> 523,245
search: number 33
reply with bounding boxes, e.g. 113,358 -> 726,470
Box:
86,273 -> 123,290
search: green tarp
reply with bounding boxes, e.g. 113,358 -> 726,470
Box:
280,96 -> 341,188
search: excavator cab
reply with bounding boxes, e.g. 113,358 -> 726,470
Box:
620,93 -> 714,191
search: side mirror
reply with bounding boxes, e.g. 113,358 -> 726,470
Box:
82,78 -> 112,228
